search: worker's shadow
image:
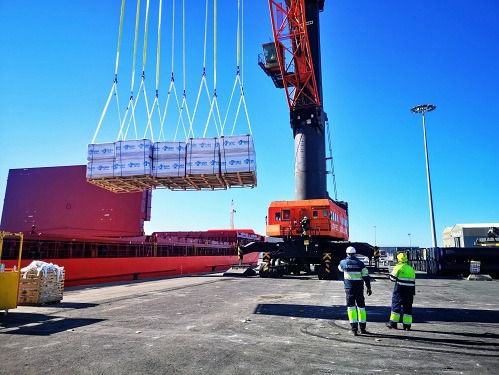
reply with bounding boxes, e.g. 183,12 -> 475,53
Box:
254,303 -> 499,349
0,312 -> 104,336
254,303 -> 499,325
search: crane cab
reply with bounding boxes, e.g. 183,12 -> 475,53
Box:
258,42 -> 285,88
266,198 -> 349,240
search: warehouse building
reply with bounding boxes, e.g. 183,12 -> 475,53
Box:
442,223 -> 499,248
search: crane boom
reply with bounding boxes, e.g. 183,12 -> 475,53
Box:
268,0 -> 321,110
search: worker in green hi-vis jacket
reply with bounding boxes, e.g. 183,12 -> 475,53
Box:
386,252 -> 416,331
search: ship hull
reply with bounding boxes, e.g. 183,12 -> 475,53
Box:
4,253 -> 259,287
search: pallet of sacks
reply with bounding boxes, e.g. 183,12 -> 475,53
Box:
18,261 -> 65,305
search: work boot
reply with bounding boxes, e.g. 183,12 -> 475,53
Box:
403,324 -> 411,331
359,323 -> 369,334
349,330 -> 359,336
386,322 -> 397,329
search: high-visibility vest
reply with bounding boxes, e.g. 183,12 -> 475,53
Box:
390,262 -> 416,292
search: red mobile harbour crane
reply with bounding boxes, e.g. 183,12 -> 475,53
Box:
225,0 -> 373,279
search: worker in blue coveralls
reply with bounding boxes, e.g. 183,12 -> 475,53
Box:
338,246 -> 372,336
386,252 -> 416,331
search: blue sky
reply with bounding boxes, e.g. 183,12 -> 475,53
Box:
1,0 -> 498,247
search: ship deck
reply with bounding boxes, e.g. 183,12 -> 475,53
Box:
1,272 -> 498,374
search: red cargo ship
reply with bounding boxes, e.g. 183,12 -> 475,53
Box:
0,166 -> 260,286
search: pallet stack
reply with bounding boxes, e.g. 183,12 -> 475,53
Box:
18,262 -> 65,305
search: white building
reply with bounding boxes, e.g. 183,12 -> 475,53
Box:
442,223 -> 499,248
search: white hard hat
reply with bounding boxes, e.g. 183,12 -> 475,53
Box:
346,246 -> 356,254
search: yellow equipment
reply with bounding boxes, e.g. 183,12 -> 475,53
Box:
0,231 -> 24,315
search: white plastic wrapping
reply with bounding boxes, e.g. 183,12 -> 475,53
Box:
153,141 -> 187,159
86,160 -> 115,178
186,137 -> 220,155
115,139 -> 152,158
186,155 -> 221,175
87,143 -> 115,161
114,157 -> 152,177
220,135 -> 255,153
21,260 -> 65,281
221,151 -> 256,173
152,159 -> 186,177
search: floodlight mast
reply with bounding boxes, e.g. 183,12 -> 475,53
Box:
411,104 -> 437,248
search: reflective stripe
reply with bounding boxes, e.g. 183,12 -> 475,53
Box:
361,268 -> 369,277
389,311 -> 400,322
358,307 -> 366,323
347,307 -> 358,323
344,272 -> 362,280
398,277 -> 415,282
397,281 -> 415,286
403,314 -> 413,325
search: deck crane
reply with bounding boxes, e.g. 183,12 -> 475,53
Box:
227,0 -> 373,279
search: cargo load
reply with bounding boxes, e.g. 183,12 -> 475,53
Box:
86,159 -> 115,179
220,135 -> 257,187
115,139 -> 152,159
18,261 -> 65,305
87,142 -> 116,161
87,135 -> 256,191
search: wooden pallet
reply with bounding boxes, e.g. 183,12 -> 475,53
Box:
155,176 -> 198,190
185,174 -> 227,190
222,171 -> 257,188
88,171 -> 256,192
18,269 -> 65,305
87,175 -> 159,193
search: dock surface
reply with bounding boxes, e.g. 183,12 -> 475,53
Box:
1,273 -> 498,374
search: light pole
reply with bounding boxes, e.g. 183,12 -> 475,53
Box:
373,226 -> 377,247
411,104 -> 438,248
408,233 -> 412,249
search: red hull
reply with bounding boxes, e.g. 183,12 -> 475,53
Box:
4,253 -> 259,287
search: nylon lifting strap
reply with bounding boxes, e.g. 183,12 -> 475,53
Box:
144,0 -> 164,141
92,0 -> 126,144
118,0 -> 142,141
121,0 -> 153,141
189,0 -> 214,139
159,0 -> 189,142
176,0 -> 193,140
221,0 -> 252,136
203,0 -> 223,137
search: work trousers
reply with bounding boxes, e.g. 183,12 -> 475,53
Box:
390,289 -> 414,327
345,287 -> 366,332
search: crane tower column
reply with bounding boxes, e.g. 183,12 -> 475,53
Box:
294,0 -> 327,200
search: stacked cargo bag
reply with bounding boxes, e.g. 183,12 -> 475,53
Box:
152,141 -> 187,189
86,142 -> 116,179
185,137 -> 224,189
220,135 -> 257,188
114,139 -> 153,178
18,261 -> 65,305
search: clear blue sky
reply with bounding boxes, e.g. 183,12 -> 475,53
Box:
1,0 -> 498,248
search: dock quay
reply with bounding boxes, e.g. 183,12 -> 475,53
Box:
1,272 -> 498,375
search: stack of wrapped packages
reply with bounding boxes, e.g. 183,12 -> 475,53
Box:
220,135 -> 256,186
186,137 -> 221,175
87,136 -> 256,190
86,139 -> 152,179
114,139 -> 152,177
152,141 -> 187,181
86,142 -> 115,178
18,261 -> 65,305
